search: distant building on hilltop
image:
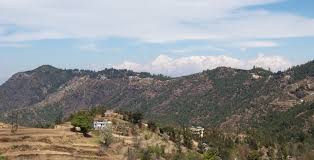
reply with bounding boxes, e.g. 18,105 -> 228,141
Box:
104,110 -> 121,118
251,73 -> 262,80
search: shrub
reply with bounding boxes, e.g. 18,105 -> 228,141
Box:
183,129 -> 193,149
0,154 -> 6,160
100,127 -> 114,147
167,152 -> 203,160
247,150 -> 262,160
185,152 -> 203,160
131,112 -> 143,124
147,121 -> 157,132
203,149 -> 221,160
139,145 -> 165,160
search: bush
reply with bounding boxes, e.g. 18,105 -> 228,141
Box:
203,149 -> 221,160
183,129 -> 193,149
0,154 -> 6,160
140,150 -> 152,160
131,112 -> 143,124
167,152 -> 203,160
100,128 -> 114,147
185,152 -> 203,160
247,150 -> 262,160
139,145 -> 165,160
148,121 -> 157,132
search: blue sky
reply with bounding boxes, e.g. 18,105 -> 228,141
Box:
1,0 -> 314,84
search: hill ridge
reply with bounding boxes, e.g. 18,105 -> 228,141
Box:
0,60 -> 313,130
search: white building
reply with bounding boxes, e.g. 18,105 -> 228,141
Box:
251,73 -> 262,80
190,126 -> 205,138
93,120 -> 112,130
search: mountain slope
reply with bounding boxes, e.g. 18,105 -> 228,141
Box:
0,65 -> 75,112
0,61 -> 314,130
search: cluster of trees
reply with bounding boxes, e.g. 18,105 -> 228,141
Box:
288,60 -> 314,81
201,129 -> 235,160
68,68 -> 171,80
159,126 -> 194,150
194,102 -> 314,160
246,102 -> 314,159
201,128 -> 305,159
117,111 -> 144,125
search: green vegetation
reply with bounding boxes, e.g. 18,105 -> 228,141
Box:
203,149 -> 220,160
138,145 -> 204,160
1,61 -> 314,159
247,150 -> 262,160
131,112 -> 144,124
118,111 -> 144,125
169,152 -> 203,160
2,61 -> 314,131
159,126 -> 193,150
139,145 -> 165,160
70,111 -> 93,134
289,60 -> 314,81
0,153 -> 6,160
202,129 -> 234,159
147,121 -> 157,132
246,102 -> 314,158
182,129 -> 193,149
100,127 -> 114,148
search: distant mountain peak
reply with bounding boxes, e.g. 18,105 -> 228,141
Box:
34,65 -> 59,72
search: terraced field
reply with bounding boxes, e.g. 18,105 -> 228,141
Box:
0,123 -> 109,160
0,117 -> 182,160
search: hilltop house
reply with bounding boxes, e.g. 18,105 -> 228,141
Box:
93,120 -> 112,130
251,73 -> 262,80
190,126 -> 205,138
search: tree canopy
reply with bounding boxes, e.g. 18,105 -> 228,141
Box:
70,111 -> 93,134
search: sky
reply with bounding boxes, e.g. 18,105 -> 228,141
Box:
1,0 -> 314,84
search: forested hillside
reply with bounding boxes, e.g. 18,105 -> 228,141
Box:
0,61 -> 313,132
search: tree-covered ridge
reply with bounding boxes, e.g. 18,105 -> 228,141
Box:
288,60 -> 314,81
0,60 -> 314,131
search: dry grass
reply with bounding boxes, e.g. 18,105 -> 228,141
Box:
0,123 -> 108,160
0,117 -> 182,160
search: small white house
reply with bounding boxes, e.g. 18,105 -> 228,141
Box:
251,73 -> 262,80
93,120 -> 112,130
190,126 -> 205,138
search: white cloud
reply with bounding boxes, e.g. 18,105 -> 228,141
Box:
248,54 -> 291,71
0,0 -> 314,42
114,61 -> 142,71
114,54 -> 291,76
